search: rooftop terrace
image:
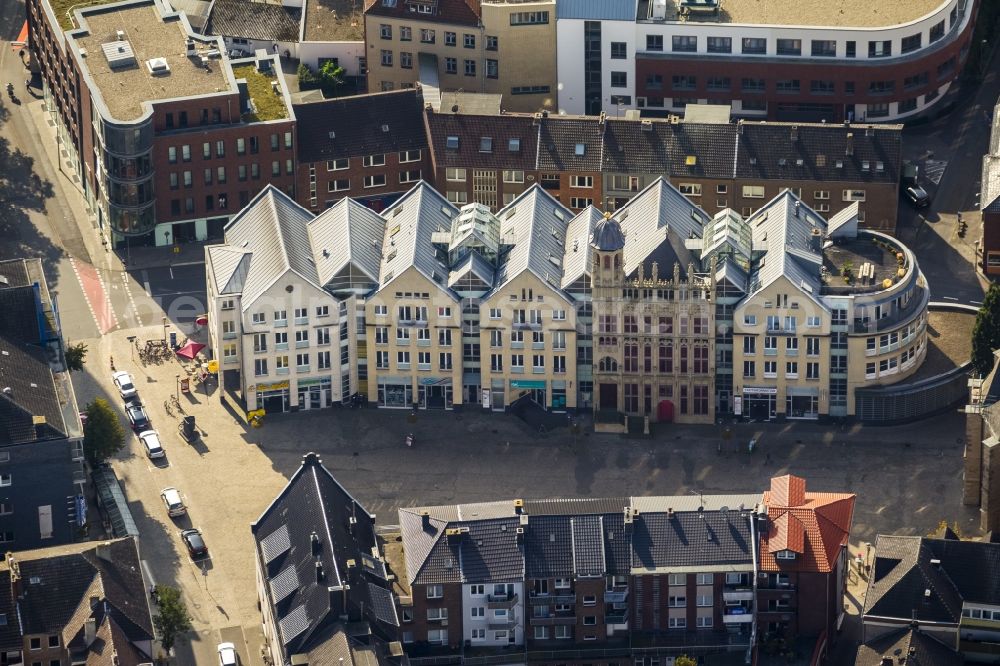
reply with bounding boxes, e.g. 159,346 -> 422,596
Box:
636,0 -> 945,28
822,236 -> 904,292
73,3 -> 230,122
304,0 -> 363,42
232,64 -> 289,121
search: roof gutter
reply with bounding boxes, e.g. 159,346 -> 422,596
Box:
748,510 -> 758,665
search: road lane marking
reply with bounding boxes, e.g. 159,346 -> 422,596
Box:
71,258 -> 118,334
971,300 -> 983,305
122,271 -> 143,327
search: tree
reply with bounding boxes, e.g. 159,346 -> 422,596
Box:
972,283 -> 1000,376
64,342 -> 87,372
152,585 -> 192,653
318,60 -> 345,97
297,62 -> 318,90
674,657 -> 697,666
82,398 -> 126,464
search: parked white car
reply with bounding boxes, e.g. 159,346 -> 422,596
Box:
160,487 -> 186,517
218,642 -> 238,666
112,371 -> 137,400
138,430 -> 165,459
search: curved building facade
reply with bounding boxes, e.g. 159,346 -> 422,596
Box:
557,0 -> 978,122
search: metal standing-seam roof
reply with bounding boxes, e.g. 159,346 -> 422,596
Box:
377,182 -> 460,298
308,198 -> 386,289
555,0 -> 637,20
222,185 -> 322,308
206,245 -> 251,295
490,185 -> 574,300
744,191 -> 828,303
610,177 -> 710,280
560,206 -> 600,289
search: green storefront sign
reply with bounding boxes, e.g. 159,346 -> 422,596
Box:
510,380 -> 546,389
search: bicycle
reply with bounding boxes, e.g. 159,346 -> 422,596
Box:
163,400 -> 173,416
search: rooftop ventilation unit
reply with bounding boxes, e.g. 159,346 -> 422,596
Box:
102,41 -> 136,69
116,29 -> 125,40
146,58 -> 170,75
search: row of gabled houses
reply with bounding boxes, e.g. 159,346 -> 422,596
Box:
206,174 -> 930,426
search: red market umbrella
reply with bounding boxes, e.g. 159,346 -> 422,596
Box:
175,340 -> 205,359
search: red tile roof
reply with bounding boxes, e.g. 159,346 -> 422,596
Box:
760,475 -> 855,573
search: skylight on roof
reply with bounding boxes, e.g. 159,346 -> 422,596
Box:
446,136 -> 459,150
509,138 -> 521,152
480,137 -> 493,153
574,143 -> 585,156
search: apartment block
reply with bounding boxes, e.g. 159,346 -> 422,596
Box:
556,0 -> 976,123
427,110 -> 902,233
382,474 -> 854,665
293,89 -> 430,212
206,186 -> 385,412
363,0 -> 557,113
27,0 -> 297,248
729,195 -> 928,419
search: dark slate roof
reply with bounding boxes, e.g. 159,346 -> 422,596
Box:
363,0 -> 479,26
3,538 -> 153,648
426,111 -> 538,171
571,515 -> 605,576
736,122 -> 902,183
294,90 -> 427,163
524,515 -> 573,578
0,285 -> 42,345
0,260 -> 30,287
925,537 -> 1000,606
854,627 -> 962,666
0,336 -> 66,445
252,453 -> 396,658
863,536 -> 964,624
207,0 -> 301,41
538,118 -> 603,172
602,119 -> 674,174
603,512 -> 630,576
461,518 -> 524,582
591,217 -> 625,251
631,511 -> 753,571
526,497 -> 629,516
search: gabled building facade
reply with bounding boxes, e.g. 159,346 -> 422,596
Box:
252,452 -> 402,665
0,537 -> 154,666
861,533 -> 1000,663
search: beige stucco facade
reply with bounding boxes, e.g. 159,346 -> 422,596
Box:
479,0 -> 557,112
364,0 -> 556,112
478,270 -> 578,412
365,267 -> 465,409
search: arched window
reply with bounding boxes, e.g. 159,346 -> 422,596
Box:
603,255 -> 611,269
599,356 -> 618,372
614,253 -> 622,268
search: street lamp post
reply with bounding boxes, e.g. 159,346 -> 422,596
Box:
127,335 -> 136,361
162,317 -> 168,344
175,374 -> 180,400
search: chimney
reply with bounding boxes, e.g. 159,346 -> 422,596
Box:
310,532 -> 321,556
420,510 -> 431,529
809,227 -> 822,252
316,561 -> 325,582
794,201 -> 801,218
845,132 -> 854,156
6,553 -> 20,600
516,527 -> 525,544
95,541 -> 113,563
84,618 -> 97,646
790,125 -> 798,142
514,499 -> 524,515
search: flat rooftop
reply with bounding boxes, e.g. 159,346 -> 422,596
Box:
303,0 -> 363,42
822,237 -> 904,293
637,0 -> 945,28
74,3 -> 230,122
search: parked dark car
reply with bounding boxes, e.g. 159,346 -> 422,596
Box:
181,528 -> 208,558
126,403 -> 150,431
905,185 -> 930,208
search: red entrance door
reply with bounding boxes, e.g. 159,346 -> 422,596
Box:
657,400 -> 675,423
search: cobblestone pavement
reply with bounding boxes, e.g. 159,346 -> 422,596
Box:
72,325 -> 976,664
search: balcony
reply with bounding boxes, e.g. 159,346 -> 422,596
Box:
276,367 -> 290,375
274,319 -> 288,328
294,316 -> 308,325
418,339 -> 432,347
487,617 -> 517,631
530,593 -> 576,605
297,365 -> 310,372
606,609 -> 629,624
418,363 -> 431,371
275,342 -> 288,351
223,331 -> 237,340
531,614 -> 576,626
605,588 -> 629,604
722,590 -> 754,602
295,340 -> 309,349
722,609 -> 753,624
532,342 -> 545,350
487,593 -> 519,610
